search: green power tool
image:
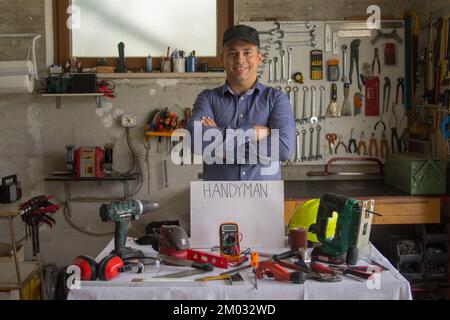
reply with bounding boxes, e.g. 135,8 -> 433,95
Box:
100,200 -> 159,260
311,193 -> 376,265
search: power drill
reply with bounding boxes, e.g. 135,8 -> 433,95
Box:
100,200 -> 159,260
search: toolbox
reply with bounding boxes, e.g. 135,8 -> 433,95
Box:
385,153 -> 447,195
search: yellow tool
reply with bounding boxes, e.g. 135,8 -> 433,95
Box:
195,274 -> 231,282
251,252 -> 259,290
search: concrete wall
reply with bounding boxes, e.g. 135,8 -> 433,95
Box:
0,0 -> 437,268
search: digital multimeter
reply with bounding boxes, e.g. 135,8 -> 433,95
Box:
219,223 -> 241,262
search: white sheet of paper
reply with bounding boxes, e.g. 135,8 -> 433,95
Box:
190,181 -> 285,248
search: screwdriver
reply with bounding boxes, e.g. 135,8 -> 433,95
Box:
251,252 -> 259,290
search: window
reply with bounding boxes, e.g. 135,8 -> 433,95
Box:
53,0 -> 233,69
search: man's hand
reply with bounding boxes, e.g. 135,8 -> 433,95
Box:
254,126 -> 271,141
201,117 -> 218,128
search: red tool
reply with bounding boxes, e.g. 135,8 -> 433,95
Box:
365,76 -> 380,116
256,261 -> 305,284
20,195 -> 60,257
310,262 -> 373,281
187,249 -> 229,269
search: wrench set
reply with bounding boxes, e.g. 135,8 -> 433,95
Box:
251,20 -> 407,166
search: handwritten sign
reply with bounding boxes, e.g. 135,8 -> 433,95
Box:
190,181 -> 285,248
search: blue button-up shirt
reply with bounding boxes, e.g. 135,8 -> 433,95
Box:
187,81 -> 296,181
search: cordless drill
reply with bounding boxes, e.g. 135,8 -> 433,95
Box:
100,200 -> 159,260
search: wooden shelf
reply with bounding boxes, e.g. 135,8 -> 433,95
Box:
97,72 -> 226,79
41,93 -> 103,97
0,262 -> 40,291
145,131 -> 187,137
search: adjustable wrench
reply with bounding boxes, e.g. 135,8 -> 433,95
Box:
268,59 -> 273,83
301,86 -> 309,125
293,86 -> 300,120
341,45 -> 348,83
273,57 -> 279,83
310,86 -> 318,124
287,47 -> 293,84
301,129 -> 307,162
315,126 -> 323,161
319,86 -> 326,122
308,127 -> 315,162
280,50 -> 287,83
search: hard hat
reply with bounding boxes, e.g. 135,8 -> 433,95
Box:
288,199 -> 338,243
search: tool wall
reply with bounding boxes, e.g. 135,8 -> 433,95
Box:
242,20 -> 407,167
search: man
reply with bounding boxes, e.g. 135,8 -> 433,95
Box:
187,25 -> 296,181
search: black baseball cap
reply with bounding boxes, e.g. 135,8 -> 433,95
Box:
222,25 -> 260,48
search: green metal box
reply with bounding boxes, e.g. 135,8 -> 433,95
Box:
385,153 -> 447,195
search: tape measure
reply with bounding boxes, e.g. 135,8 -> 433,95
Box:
80,279 -> 207,287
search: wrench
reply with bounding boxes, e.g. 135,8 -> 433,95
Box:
308,127 -> 315,162
293,86 -> 300,120
280,50 -> 287,83
287,47 -> 293,83
258,30 -> 276,36
275,39 -> 318,50
273,57 -> 279,83
319,86 -> 326,122
274,21 -> 316,31
268,59 -> 273,83
285,86 -> 293,103
315,126 -> 323,161
295,130 -> 301,163
341,45 -> 348,83
301,129 -> 307,162
261,37 -> 275,45
310,86 -> 318,124
301,86 -> 309,125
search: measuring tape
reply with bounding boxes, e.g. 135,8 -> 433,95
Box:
80,279 -> 207,288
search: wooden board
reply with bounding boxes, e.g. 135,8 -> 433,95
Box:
284,196 -> 441,226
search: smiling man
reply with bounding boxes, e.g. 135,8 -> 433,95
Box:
187,25 -> 296,181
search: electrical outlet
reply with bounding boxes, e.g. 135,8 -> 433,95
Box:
121,115 -> 137,128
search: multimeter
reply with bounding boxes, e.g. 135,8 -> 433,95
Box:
219,223 -> 241,262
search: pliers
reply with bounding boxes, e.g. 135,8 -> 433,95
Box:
349,39 -> 362,92
396,77 -> 405,106
372,48 -> 381,75
369,133 -> 379,158
335,134 -> 349,154
348,129 -> 358,154
358,131 -> 368,156
380,131 -> 389,159
389,105 -> 401,153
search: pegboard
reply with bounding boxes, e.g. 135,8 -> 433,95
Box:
242,20 -> 407,167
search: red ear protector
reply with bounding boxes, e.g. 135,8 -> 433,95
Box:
97,254 -> 125,281
72,254 -> 124,281
72,255 -> 97,281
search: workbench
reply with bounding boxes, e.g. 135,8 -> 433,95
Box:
283,180 -> 446,225
67,238 -> 412,300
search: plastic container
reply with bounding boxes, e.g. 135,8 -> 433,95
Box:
186,56 -> 197,72
146,55 -> 153,73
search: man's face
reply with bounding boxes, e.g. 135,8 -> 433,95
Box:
222,40 -> 263,84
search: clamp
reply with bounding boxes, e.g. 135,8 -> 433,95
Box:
382,77 -> 391,114
357,131 -> 368,156
349,39 -> 362,92
372,48 -> 381,76
348,129 -> 358,154
335,134 -> 349,154
369,133 -> 379,158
